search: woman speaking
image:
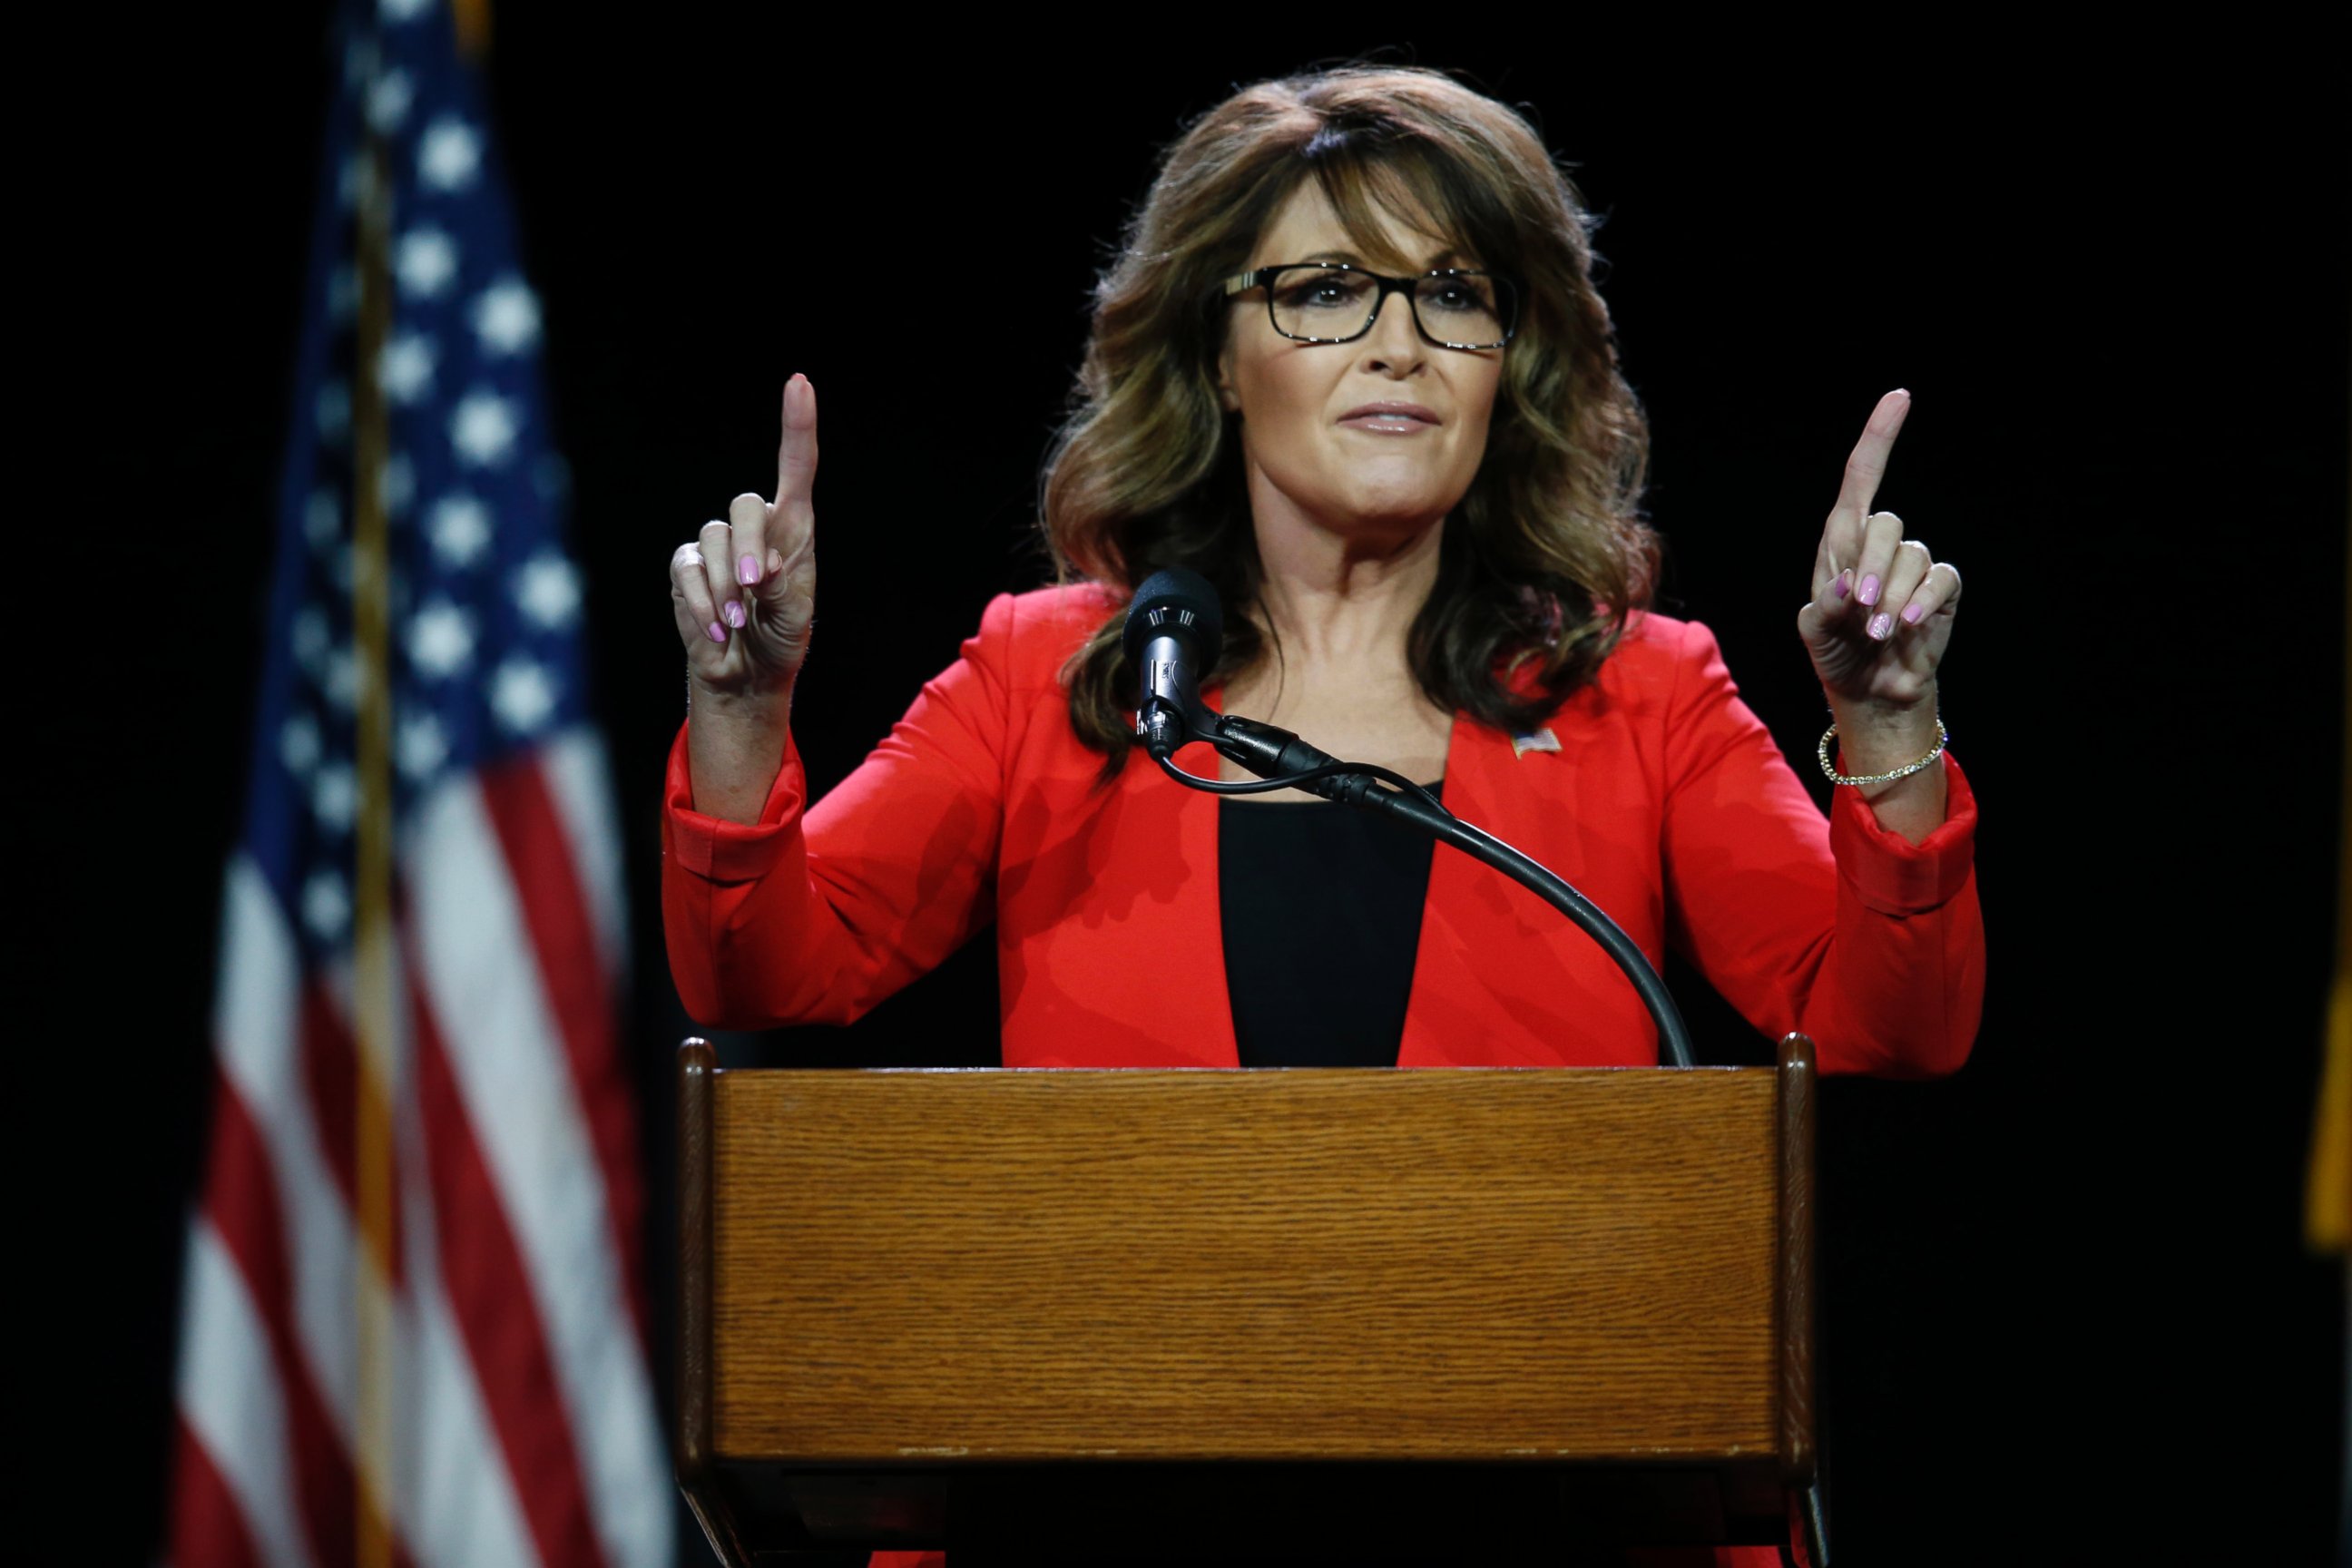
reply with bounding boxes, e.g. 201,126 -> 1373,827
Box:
661,64 -> 1981,1563
664,63 -> 1977,1073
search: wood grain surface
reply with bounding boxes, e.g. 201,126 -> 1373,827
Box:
1776,1034 -> 1817,1487
710,1067 -> 1783,1464
675,1041 -> 750,1566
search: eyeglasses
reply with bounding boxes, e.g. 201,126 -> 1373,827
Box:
1220,262 -> 1520,350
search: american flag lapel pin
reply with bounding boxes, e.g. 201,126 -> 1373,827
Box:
1511,727 -> 1561,760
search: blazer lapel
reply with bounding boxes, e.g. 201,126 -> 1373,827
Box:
996,696 -> 1238,1069
1397,712 -> 1662,1067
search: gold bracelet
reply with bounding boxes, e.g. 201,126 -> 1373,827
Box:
1818,713 -> 1947,787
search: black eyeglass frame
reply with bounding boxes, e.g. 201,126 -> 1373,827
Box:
1220,262 -> 1521,350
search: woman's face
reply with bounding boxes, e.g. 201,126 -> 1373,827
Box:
1218,181 -> 1504,546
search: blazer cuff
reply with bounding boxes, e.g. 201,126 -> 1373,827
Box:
1829,750 -> 1977,916
662,720 -> 807,884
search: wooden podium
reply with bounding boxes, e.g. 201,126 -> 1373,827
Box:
675,1037 -> 1817,1564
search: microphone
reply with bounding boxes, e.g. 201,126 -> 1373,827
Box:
1124,567 -> 1223,759
1123,570 -> 1449,832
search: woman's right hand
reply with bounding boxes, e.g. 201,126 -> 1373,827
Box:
671,373 -> 818,699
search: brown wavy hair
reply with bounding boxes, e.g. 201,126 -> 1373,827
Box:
1043,65 -> 1656,760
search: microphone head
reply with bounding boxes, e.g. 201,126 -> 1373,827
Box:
1122,566 -> 1225,671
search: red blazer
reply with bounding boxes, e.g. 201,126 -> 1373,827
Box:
663,584 -> 1982,1077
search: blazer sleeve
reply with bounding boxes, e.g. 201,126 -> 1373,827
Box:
660,593 -> 1015,1029
1658,618 -> 1984,1077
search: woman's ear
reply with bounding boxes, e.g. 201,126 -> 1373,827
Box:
1215,344 -> 1241,415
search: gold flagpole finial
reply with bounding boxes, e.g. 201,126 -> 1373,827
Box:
451,0 -> 491,57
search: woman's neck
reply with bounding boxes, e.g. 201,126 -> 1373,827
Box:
1245,485 -> 1446,677
1221,484 -> 1454,794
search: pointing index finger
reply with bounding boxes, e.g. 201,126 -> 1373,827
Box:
775,372 -> 818,526
1823,389 -> 1912,573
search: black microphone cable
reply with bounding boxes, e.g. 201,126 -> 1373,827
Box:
1153,718 -> 1696,1071
1151,750 -> 1446,815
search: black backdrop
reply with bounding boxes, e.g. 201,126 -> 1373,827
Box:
74,9 -> 2347,1563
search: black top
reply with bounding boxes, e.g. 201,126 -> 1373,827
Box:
1218,785 -> 1441,1067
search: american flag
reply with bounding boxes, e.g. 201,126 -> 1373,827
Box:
166,3 -> 670,1566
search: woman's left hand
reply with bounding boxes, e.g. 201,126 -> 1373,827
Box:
1797,389 -> 1963,711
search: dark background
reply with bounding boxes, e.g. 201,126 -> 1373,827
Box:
64,9 -> 2347,1563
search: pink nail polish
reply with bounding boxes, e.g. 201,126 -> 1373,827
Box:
1902,602 -> 1926,624
723,601 -> 745,629
707,621 -> 728,643
738,554 -> 760,586
1858,574 -> 1881,606
1868,612 -> 1893,641
1834,572 -> 1851,600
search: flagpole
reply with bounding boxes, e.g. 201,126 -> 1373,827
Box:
350,108 -> 399,1568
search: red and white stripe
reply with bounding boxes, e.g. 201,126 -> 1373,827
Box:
168,729 -> 668,1568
